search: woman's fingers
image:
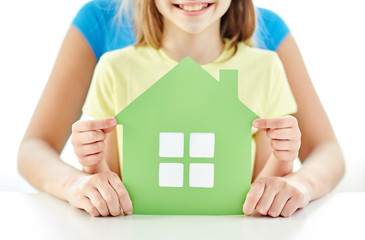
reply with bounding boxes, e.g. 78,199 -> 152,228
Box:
267,187 -> 293,217
243,178 -> 265,215
77,196 -> 100,217
87,188 -> 110,217
68,172 -> 133,217
108,173 -> 133,215
96,178 -> 122,216
243,177 -> 310,218
254,178 -> 286,215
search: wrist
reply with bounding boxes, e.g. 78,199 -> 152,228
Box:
271,154 -> 293,176
62,170 -> 88,203
284,171 -> 314,203
83,160 -> 110,174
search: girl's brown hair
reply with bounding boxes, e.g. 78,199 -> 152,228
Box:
133,0 -> 256,52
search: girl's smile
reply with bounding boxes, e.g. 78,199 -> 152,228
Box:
173,2 -> 214,16
156,0 -> 231,35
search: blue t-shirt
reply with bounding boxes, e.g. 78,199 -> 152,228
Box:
72,0 -> 290,61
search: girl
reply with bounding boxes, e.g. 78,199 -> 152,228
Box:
71,0 -> 302,217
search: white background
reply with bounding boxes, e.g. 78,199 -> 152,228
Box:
0,0 -> 364,192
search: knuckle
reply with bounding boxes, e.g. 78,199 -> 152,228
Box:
247,189 -> 261,200
78,157 -> 88,166
294,191 -> 305,201
107,171 -> 119,180
90,174 -> 102,184
271,140 -> 282,149
89,207 -> 99,217
90,131 -> 99,140
96,141 -> 105,151
105,194 -> 117,204
271,129 -> 278,139
95,200 -> 105,209
274,151 -> 290,161
119,190 -> 128,199
268,177 -> 285,189
83,121 -> 93,130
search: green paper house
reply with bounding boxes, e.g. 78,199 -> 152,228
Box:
115,57 -> 259,215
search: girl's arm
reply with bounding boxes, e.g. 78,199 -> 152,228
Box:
277,34 -> 345,200
17,26 -> 132,216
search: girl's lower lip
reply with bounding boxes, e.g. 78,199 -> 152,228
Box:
174,3 -> 213,17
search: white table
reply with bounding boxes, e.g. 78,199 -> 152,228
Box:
1,192 -> 364,240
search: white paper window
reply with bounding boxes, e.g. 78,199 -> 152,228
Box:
189,133 -> 215,158
159,132 -> 184,158
189,163 -> 214,188
159,163 -> 184,187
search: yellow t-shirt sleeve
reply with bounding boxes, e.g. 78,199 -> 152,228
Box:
263,54 -> 297,118
83,55 -> 116,119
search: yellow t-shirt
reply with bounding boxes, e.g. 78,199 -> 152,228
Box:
83,41 -> 297,173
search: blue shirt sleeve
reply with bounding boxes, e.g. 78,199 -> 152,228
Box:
72,0 -> 135,61
254,7 -> 290,51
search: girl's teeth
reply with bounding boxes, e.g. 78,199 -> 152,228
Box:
179,4 -> 209,12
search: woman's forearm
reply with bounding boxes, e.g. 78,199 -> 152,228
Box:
18,138 -> 84,201
285,141 -> 345,201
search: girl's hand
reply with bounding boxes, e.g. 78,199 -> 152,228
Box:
253,116 -> 301,162
67,171 -> 133,217
71,118 -> 117,168
242,176 -> 310,217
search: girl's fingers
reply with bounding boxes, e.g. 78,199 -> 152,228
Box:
76,130 -> 105,145
108,173 -> 133,215
271,139 -> 299,151
96,180 -> 121,217
271,139 -> 291,151
87,188 -> 109,217
72,118 -> 117,132
253,116 -> 297,130
79,152 -> 104,167
266,128 -> 298,140
243,179 -> 265,215
273,150 -> 298,162
78,141 -> 105,156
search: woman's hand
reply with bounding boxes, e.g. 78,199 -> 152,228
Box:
71,118 -> 117,168
242,176 -> 310,217
253,115 -> 301,162
67,171 -> 133,217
